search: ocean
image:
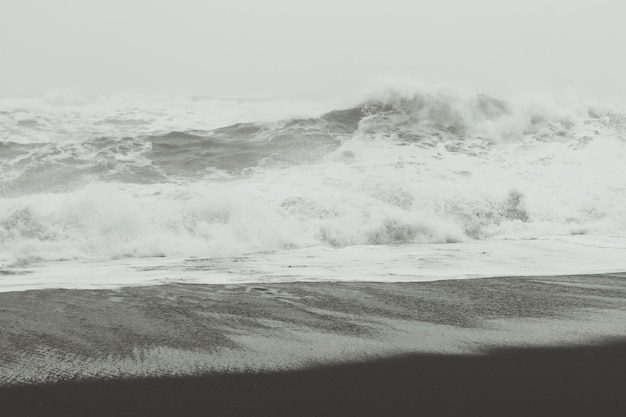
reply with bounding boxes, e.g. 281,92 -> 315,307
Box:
1,87 -> 626,291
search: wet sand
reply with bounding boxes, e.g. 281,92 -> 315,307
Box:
1,273 -> 626,416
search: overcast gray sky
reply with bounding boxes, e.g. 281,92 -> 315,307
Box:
1,0 -> 624,98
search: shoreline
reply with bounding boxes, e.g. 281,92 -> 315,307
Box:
1,273 -> 626,415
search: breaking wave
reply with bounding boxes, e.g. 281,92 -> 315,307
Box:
1,87 -> 625,265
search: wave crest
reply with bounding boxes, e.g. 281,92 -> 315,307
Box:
342,86 -> 625,148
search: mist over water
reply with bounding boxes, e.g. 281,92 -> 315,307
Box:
1,86 -> 626,269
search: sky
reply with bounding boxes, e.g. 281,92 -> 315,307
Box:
1,0 -> 625,99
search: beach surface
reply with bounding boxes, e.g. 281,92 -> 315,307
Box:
1,273 -> 626,416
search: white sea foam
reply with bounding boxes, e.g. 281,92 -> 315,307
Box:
3,239 -> 626,293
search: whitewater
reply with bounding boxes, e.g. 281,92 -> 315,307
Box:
1,87 -> 625,292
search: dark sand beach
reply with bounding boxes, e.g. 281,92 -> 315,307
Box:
1,273 -> 626,416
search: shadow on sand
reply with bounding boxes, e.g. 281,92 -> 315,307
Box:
2,340 -> 625,417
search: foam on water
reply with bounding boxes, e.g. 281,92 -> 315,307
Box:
3,239 -> 626,293
1,86 -> 625,290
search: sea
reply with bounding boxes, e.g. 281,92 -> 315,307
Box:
1,86 -> 626,292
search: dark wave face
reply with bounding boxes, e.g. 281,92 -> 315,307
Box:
148,114 -> 353,176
